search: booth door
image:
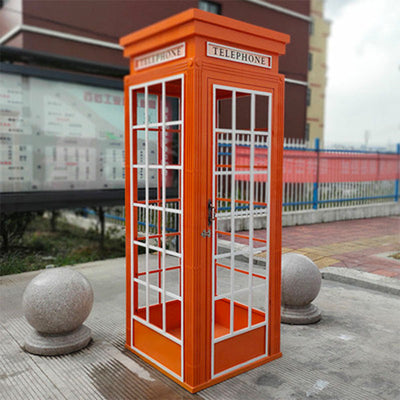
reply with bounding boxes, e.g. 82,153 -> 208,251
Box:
211,85 -> 272,377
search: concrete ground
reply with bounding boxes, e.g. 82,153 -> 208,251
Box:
1,257 -> 400,400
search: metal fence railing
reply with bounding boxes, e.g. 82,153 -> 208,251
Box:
282,138 -> 399,213
81,139 -> 399,226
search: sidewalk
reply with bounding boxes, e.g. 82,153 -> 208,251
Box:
281,216 -> 400,279
1,258 -> 400,400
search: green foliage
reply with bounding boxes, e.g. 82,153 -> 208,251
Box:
0,215 -> 125,276
0,212 -> 37,252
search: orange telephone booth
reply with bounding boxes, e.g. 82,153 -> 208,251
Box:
120,9 -> 290,393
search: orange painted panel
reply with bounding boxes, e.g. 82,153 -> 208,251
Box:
214,326 -> 266,375
133,320 -> 181,376
136,300 -> 181,338
214,298 -> 265,338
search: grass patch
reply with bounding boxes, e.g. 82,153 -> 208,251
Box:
390,252 -> 400,261
0,216 -> 125,276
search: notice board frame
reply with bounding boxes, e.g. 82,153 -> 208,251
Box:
0,62 -> 125,213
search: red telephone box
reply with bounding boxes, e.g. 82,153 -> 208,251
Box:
120,9 -> 289,393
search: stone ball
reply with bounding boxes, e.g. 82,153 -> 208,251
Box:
23,267 -> 93,334
281,253 -> 321,307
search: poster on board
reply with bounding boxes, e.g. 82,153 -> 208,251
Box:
0,72 -> 125,193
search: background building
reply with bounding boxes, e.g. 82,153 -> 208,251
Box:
306,0 -> 330,145
0,0 -> 330,212
0,0 -> 332,141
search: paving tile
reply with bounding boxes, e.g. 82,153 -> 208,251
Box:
314,257 -> 340,268
370,269 -> 400,278
249,216 -> 400,280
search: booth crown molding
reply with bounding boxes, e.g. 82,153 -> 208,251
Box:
120,8 -> 290,60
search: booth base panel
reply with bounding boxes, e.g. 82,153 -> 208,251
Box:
131,320 -> 182,376
127,298 -> 277,392
126,342 -> 281,393
214,325 -> 266,375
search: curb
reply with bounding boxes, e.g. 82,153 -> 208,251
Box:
321,267 -> 400,296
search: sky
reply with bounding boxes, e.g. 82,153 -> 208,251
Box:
323,0 -> 400,148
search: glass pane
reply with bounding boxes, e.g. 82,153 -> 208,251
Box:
134,127 -> 159,177
147,128 -> 159,166
163,211 -> 180,240
216,225 -> 231,256
236,92 -> 251,131
233,289 -> 250,332
135,91 -> 159,126
235,133 -> 251,172
148,287 -> 160,308
164,263 -> 180,297
135,129 -> 145,165
135,280 -> 146,310
250,283 -> 267,324
147,83 -> 161,126
164,169 -> 179,200
255,94 -> 269,132
233,266 -> 248,293
254,134 -> 268,172
165,127 -> 181,166
131,88 -> 142,126
216,89 -> 232,130
147,167 -> 159,192
165,79 -> 182,122
147,250 -> 162,275
148,288 -> 162,324
214,298 -> 231,338
145,208 -> 159,236
147,270 -> 160,288
134,206 -> 147,238
216,261 -> 231,297
252,274 -> 267,289
165,296 -> 181,338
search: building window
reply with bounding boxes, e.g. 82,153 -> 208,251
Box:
307,88 -> 311,106
308,53 -> 313,71
305,123 -> 310,141
309,19 -> 314,36
198,1 -> 221,14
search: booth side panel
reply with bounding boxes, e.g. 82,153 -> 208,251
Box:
203,59 -> 214,385
183,61 -> 212,387
182,66 -> 195,387
268,76 -> 285,357
124,76 -> 132,349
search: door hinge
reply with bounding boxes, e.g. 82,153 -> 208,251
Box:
201,229 -> 211,238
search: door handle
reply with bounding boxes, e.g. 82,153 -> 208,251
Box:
208,200 -> 215,226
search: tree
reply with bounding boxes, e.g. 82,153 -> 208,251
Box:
0,212 -> 36,252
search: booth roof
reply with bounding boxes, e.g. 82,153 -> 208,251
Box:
119,8 -> 290,59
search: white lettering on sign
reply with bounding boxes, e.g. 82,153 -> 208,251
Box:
134,42 -> 186,71
206,42 -> 272,69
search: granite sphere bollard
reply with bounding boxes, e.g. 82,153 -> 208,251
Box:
281,253 -> 321,324
22,267 -> 94,355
